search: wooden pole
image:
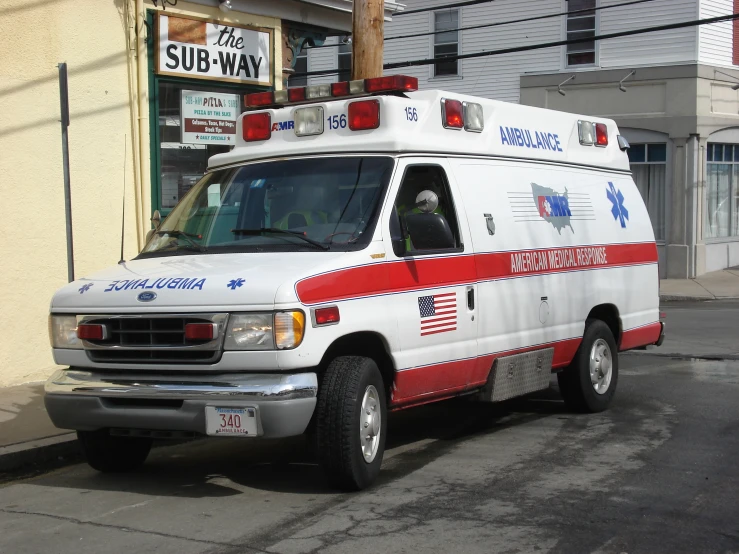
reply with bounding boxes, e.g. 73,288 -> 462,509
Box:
351,0 -> 384,80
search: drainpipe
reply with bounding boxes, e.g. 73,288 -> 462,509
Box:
135,0 -> 148,250
125,0 -> 144,251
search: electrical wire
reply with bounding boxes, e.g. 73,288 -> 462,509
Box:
387,0 -> 662,42
292,12 -> 739,79
305,0 -> 663,49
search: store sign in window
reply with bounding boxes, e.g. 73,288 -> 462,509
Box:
157,13 -> 272,86
181,90 -> 239,145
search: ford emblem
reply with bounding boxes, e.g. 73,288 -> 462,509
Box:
137,291 -> 157,302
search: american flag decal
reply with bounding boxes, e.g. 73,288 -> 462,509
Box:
418,293 -> 457,336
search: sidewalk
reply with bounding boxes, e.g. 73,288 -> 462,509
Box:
0,383 -> 78,474
660,267 -> 739,301
2,268 -> 738,475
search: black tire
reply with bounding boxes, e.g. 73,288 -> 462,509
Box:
316,356 -> 387,491
557,319 -> 619,413
77,430 -> 152,472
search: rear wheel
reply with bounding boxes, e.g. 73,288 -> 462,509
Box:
557,319 -> 618,413
316,356 -> 387,491
77,430 -> 152,472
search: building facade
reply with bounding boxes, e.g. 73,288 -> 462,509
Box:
0,0 -> 402,387
307,0 -> 739,278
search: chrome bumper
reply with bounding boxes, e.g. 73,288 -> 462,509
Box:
44,369 -> 318,438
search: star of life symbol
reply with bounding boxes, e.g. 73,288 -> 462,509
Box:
606,182 -> 629,228
78,283 -> 93,294
227,278 -> 245,290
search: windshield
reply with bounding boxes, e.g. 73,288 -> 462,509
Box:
139,156 -> 395,256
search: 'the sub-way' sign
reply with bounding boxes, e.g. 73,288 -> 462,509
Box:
157,13 -> 273,86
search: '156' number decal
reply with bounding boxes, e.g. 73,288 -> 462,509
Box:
405,107 -> 418,122
327,114 -> 347,129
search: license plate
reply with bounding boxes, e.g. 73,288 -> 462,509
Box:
205,406 -> 258,437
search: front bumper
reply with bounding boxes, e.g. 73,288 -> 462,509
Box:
44,369 -> 318,438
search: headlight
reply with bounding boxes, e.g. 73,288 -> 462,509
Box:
224,311 -> 305,351
49,315 -> 82,349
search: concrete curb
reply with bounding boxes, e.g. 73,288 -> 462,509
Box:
660,294 -> 714,302
660,294 -> 739,302
0,433 -> 79,474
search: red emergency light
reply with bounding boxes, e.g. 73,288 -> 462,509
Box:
595,123 -> 609,147
243,112 -> 271,142
348,100 -> 380,131
77,324 -> 107,341
184,323 -> 217,341
314,306 -> 340,326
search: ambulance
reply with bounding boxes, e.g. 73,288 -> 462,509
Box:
45,75 -> 664,490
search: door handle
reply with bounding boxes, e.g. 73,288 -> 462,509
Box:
467,287 -> 475,310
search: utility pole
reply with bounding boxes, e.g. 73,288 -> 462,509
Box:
351,0 -> 384,80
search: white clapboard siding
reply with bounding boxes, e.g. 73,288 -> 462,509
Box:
599,0 -> 698,67
384,0 -> 563,102
304,0 -> 722,103
699,0 -> 734,67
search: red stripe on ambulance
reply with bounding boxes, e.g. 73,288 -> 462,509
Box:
296,242 -> 658,305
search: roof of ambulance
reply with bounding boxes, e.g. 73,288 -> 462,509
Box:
208,89 -> 630,172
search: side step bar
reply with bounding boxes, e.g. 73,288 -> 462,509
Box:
477,348 -> 554,402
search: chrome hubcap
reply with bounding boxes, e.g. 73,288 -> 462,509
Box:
590,338 -> 613,395
359,385 -> 381,463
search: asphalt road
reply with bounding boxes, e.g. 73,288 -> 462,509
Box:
1,301 -> 738,554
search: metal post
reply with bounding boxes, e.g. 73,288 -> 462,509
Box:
58,63 -> 74,282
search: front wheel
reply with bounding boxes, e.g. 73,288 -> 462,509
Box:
557,319 -> 619,413
77,430 -> 152,472
316,356 -> 387,491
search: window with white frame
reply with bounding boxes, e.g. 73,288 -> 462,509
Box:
289,46 -> 308,87
706,143 -> 739,239
434,10 -> 459,76
338,39 -> 352,82
566,0 -> 597,66
628,143 -> 666,241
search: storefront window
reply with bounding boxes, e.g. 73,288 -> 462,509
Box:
157,83 -> 240,210
628,143 -> 666,241
706,143 -> 739,239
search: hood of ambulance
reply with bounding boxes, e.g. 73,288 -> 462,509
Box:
50,252 -> 346,312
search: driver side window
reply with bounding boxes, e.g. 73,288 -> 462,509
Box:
392,165 -> 462,255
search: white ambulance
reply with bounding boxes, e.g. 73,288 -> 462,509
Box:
45,76 -> 664,490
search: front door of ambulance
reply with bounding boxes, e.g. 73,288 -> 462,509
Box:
383,159 -> 478,405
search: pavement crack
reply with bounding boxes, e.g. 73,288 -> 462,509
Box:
0,507 -> 268,552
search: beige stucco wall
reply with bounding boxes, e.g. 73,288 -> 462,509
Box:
0,0 -> 281,387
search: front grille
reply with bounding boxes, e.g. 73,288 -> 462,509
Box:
82,314 -> 226,365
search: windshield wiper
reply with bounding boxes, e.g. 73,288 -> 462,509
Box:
231,228 -> 329,250
154,230 -> 207,252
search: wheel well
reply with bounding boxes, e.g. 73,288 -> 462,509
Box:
318,332 -> 396,393
586,304 -> 622,345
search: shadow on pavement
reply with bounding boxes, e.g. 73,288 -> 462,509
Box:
16,383 -> 571,498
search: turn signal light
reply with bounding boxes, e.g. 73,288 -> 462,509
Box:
314,306 -> 340,326
77,324 -> 107,341
595,123 -> 608,147
185,323 -> 217,341
243,112 -> 271,142
348,100 -> 380,130
442,98 -> 464,129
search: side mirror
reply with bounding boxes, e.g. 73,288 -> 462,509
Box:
405,213 -> 455,250
389,207 -> 406,257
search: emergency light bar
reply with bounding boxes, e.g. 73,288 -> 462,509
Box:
244,75 -> 418,110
